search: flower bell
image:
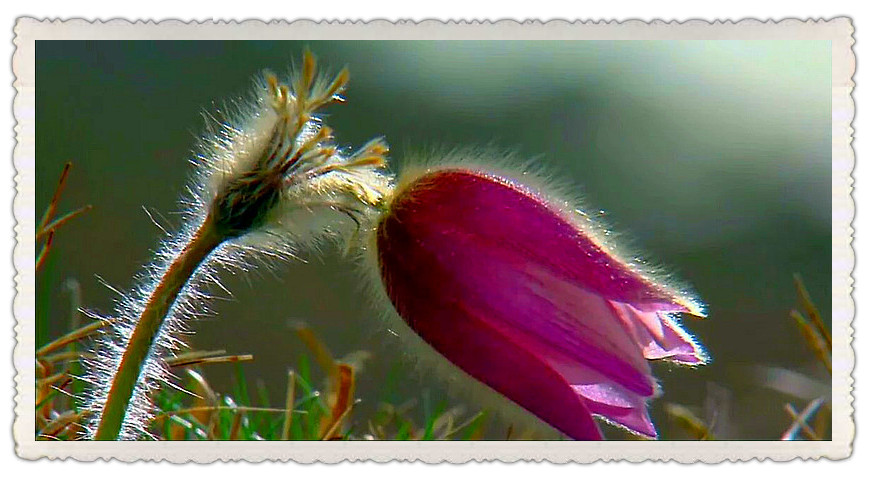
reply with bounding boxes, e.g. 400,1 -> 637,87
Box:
371,165 -> 708,440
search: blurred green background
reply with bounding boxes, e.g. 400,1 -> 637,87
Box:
36,40 -> 832,439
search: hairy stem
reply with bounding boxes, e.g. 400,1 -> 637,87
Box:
94,217 -> 224,440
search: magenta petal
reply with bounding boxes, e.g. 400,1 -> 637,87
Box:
545,354 -> 657,437
378,208 -> 603,439
574,382 -> 657,438
376,168 -> 706,439
517,265 -> 656,396
390,169 -> 701,315
395,221 -> 658,398
609,302 -> 708,365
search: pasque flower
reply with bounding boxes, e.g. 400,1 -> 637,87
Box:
372,164 -> 708,439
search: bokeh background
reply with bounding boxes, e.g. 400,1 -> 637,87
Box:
36,40 -> 832,439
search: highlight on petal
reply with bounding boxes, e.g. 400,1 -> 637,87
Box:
574,381 -> 657,438
372,164 -> 708,440
609,302 -> 709,365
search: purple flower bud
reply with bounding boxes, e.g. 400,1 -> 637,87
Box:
375,167 -> 707,440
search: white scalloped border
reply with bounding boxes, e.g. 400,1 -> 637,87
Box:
11,16 -> 855,463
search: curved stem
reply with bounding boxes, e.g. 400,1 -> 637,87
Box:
94,217 -> 224,440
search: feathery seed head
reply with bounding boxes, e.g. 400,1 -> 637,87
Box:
208,51 -> 392,241
84,52 -> 394,440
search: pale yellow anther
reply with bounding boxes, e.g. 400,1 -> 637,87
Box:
332,68 -> 350,92
357,184 -> 383,205
302,50 -> 317,92
295,126 -> 333,158
266,72 -> 279,94
367,143 -> 389,156
319,146 -> 337,159
294,50 -> 317,111
266,73 -> 286,111
275,85 -> 291,113
314,68 -> 350,109
317,125 -> 334,141
347,155 -> 387,169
